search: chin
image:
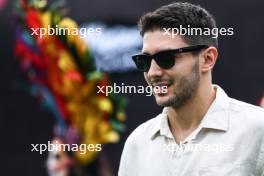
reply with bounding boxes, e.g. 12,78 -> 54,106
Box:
154,93 -> 173,107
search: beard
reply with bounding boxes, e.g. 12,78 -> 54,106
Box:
156,60 -> 200,108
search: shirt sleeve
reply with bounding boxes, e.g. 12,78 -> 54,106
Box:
118,142 -> 128,176
118,134 -> 135,176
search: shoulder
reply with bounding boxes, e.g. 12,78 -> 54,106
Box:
228,97 -> 264,129
227,98 -> 264,174
229,97 -> 264,119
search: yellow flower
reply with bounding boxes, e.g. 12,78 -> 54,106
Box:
58,17 -> 79,44
102,131 -> 119,143
58,51 -> 76,72
97,98 -> 113,113
32,0 -> 47,9
41,11 -> 51,29
117,111 -> 126,121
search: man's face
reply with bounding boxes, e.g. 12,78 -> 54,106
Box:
142,30 -> 201,108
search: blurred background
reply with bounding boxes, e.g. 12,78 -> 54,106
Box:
0,0 -> 264,175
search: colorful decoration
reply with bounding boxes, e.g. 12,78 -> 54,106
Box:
47,138 -> 75,176
13,0 -> 126,174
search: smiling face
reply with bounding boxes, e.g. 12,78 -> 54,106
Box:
143,30 -> 201,108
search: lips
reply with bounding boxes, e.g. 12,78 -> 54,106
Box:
151,80 -> 172,95
151,80 -> 171,87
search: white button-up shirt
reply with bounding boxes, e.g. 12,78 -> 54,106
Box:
118,86 -> 264,176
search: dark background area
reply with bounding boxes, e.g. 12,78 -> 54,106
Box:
0,0 -> 264,175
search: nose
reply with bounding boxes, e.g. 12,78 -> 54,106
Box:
146,59 -> 164,78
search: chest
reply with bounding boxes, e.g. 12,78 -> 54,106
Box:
136,138 -> 257,176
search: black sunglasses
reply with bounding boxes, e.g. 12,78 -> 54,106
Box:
132,45 -> 209,72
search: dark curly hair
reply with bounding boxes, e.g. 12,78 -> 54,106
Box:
138,2 -> 218,47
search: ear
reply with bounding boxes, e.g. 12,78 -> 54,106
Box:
200,47 -> 218,73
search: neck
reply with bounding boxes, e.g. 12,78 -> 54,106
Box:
167,83 -> 216,143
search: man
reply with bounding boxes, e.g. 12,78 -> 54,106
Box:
118,2 -> 264,176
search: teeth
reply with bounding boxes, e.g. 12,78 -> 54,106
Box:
152,81 -> 169,87
151,81 -> 170,94
153,85 -> 167,88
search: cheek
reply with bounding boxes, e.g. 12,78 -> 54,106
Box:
171,58 -> 197,77
173,61 -> 190,74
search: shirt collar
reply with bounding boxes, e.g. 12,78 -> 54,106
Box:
150,85 -> 230,140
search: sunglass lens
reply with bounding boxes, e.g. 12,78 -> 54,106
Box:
133,55 -> 150,72
155,53 -> 175,69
